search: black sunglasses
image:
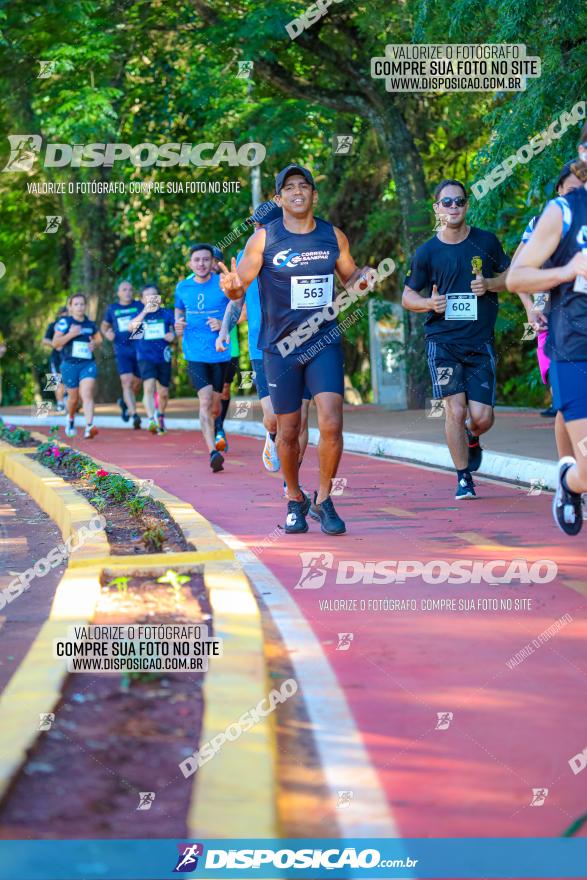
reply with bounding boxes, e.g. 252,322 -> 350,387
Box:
436,196 -> 467,208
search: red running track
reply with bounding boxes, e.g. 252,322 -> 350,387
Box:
71,426 -> 587,840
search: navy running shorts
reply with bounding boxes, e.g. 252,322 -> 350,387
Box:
138,359 -> 172,387
251,358 -> 312,404
187,360 -> 228,393
115,344 -> 140,377
550,360 -> 587,422
426,339 -> 497,406
61,359 -> 98,389
263,341 -> 343,414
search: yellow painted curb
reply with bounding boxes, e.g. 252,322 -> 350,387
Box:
0,566 -> 102,801
1,451 -> 108,560
0,448 -> 278,836
69,548 -> 235,571
189,560 -> 278,837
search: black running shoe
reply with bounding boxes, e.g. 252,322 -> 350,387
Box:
118,397 -> 129,423
210,450 -> 224,473
455,473 -> 476,500
309,493 -> 346,535
466,428 -> 483,472
285,493 -> 310,534
552,456 -> 583,536
132,413 -> 142,430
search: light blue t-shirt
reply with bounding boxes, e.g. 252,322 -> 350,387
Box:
174,273 -> 230,363
237,248 -> 261,361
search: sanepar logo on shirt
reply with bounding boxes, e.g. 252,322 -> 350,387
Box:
272,248 -> 331,268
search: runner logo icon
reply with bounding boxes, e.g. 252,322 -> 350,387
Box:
294,552 -> 334,589
435,711 -> 453,730
174,843 -> 204,872
2,134 -> 42,172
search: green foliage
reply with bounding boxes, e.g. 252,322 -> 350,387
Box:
0,420 -> 33,446
105,575 -> 130,595
142,524 -> 165,552
157,568 -> 190,602
124,493 -> 149,518
92,472 -> 134,502
90,495 -> 108,513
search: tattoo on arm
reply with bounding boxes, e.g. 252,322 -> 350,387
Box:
225,298 -> 244,332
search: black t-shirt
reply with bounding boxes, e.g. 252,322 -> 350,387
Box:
45,320 -> 62,365
405,226 -> 510,347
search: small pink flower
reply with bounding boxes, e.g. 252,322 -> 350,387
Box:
96,469 -> 109,477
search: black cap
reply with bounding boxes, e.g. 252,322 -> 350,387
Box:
555,160 -> 576,192
251,200 -> 283,225
211,246 -> 223,261
189,242 -> 214,257
275,164 -> 315,194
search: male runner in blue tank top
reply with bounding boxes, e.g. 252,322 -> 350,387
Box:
219,164 -> 375,535
217,200 -> 312,482
508,122 -> 587,536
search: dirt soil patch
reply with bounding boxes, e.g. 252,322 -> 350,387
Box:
0,569 -> 210,839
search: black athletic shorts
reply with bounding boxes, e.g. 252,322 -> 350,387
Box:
138,359 -> 171,387
426,339 -> 497,406
224,356 -> 239,387
263,341 -> 343,414
186,360 -> 228,393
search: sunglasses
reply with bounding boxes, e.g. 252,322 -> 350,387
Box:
436,196 -> 467,208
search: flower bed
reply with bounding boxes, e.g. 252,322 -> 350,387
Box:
0,417 -> 34,448
33,430 -> 192,556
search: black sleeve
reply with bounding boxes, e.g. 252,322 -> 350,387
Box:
43,321 -> 55,340
404,244 -> 430,293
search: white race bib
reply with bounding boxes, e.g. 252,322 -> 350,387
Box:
445,293 -> 478,321
144,321 -> 165,340
290,275 -> 333,310
117,315 -> 132,332
573,275 -> 587,293
72,340 -> 91,359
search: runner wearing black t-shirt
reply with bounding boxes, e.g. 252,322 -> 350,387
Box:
402,179 -> 510,499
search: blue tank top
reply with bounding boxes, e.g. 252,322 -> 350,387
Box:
257,217 -> 340,354
545,186 -> 587,362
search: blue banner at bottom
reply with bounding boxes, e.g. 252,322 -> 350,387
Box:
0,837 -> 585,879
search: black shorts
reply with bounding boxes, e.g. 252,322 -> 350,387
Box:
426,339 -> 497,406
263,341 -> 343,414
138,360 -> 171,386
224,356 -> 239,387
187,360 -> 228,393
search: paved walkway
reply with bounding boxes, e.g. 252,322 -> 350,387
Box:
1,401 -> 559,461
0,473 -> 66,692
68,425 -> 587,840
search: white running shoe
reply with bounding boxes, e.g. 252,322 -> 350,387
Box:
84,424 -> 98,439
262,432 -> 280,472
65,420 -> 76,437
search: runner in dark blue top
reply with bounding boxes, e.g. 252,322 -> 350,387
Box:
508,122 -> 587,536
174,243 -> 231,473
219,164 -> 376,536
403,178 -> 510,501
101,280 -> 143,429
53,293 -> 102,440
217,200 -> 312,484
128,285 -> 175,435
